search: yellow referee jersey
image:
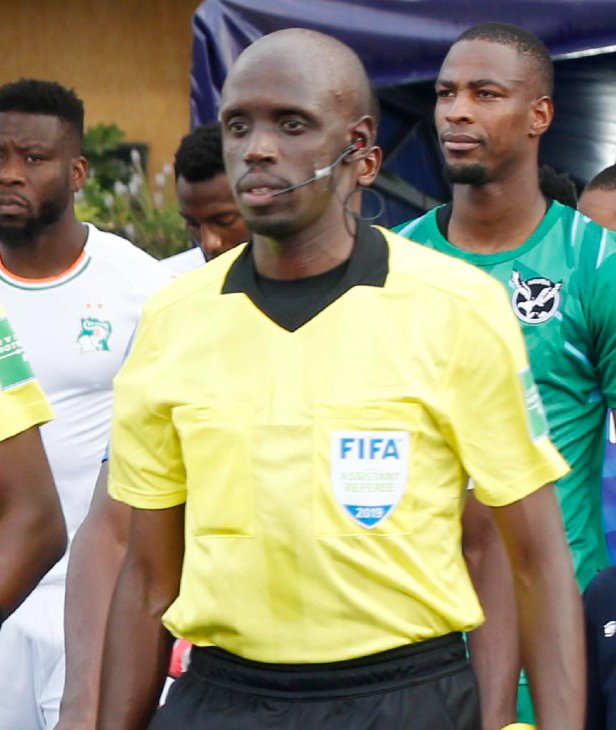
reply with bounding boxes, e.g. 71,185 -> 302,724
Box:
0,305 -> 53,441
109,226 -> 568,663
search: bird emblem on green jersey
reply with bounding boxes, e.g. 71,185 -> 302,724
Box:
511,270 -> 562,324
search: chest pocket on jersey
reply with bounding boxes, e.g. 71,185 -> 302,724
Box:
172,403 -> 254,538
313,402 -> 421,536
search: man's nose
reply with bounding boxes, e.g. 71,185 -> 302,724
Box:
200,225 -> 223,259
243,128 -> 277,165
444,92 -> 474,124
0,154 -> 25,185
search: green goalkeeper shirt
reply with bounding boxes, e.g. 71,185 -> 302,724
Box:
396,201 -> 616,589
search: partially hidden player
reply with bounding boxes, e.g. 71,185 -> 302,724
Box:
0,308 -> 66,623
0,79 -> 170,729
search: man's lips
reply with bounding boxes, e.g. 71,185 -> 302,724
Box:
237,174 -> 290,206
0,196 -> 28,215
441,133 -> 482,153
241,188 -> 278,205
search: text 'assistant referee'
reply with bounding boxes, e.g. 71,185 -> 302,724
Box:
331,431 -> 410,528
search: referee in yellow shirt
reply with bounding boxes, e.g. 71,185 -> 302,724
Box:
99,29 -> 583,730
0,305 -> 65,624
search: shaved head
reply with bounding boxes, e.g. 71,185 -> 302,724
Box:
583,163 -> 616,193
223,28 -> 378,128
219,28 -> 382,245
579,164 -> 616,230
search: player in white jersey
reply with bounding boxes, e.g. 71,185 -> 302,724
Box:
0,79 -> 170,729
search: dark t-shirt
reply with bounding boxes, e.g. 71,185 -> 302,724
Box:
584,564 -> 616,729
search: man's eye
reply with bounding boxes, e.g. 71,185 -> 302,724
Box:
477,90 -> 499,99
281,119 -> 307,133
435,89 -> 454,99
227,120 -> 249,135
213,213 -> 240,228
26,154 -> 45,163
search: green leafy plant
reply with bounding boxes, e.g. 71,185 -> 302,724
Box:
82,122 -> 130,191
75,124 -> 190,259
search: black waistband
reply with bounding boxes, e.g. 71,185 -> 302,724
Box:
189,634 -> 467,700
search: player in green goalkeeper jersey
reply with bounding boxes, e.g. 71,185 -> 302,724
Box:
396,21 -> 616,730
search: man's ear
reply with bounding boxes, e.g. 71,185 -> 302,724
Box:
357,145 -> 382,186
348,115 -> 382,185
529,96 -> 554,138
71,156 -> 89,194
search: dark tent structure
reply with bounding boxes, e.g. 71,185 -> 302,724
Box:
190,0 -> 616,227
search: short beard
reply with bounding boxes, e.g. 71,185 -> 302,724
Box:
244,205 -> 325,241
246,217 -> 299,240
0,195 -> 68,248
444,163 -> 489,186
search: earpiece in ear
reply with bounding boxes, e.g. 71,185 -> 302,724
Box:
352,137 -> 366,151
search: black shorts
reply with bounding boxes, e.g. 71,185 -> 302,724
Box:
149,633 -> 480,729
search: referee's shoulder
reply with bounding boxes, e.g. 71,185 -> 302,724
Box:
379,226 -> 508,306
143,243 -> 248,318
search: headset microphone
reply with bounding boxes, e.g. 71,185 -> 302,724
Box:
270,138 -> 365,197
314,138 -> 364,179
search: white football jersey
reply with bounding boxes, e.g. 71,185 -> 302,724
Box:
0,224 -> 170,582
162,246 -> 205,275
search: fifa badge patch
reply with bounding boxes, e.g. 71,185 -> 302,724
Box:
77,317 -> 112,352
331,430 -> 410,528
0,317 -> 35,390
511,270 -> 562,324
520,369 -> 549,441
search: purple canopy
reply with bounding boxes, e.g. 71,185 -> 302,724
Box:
191,0 -> 616,124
